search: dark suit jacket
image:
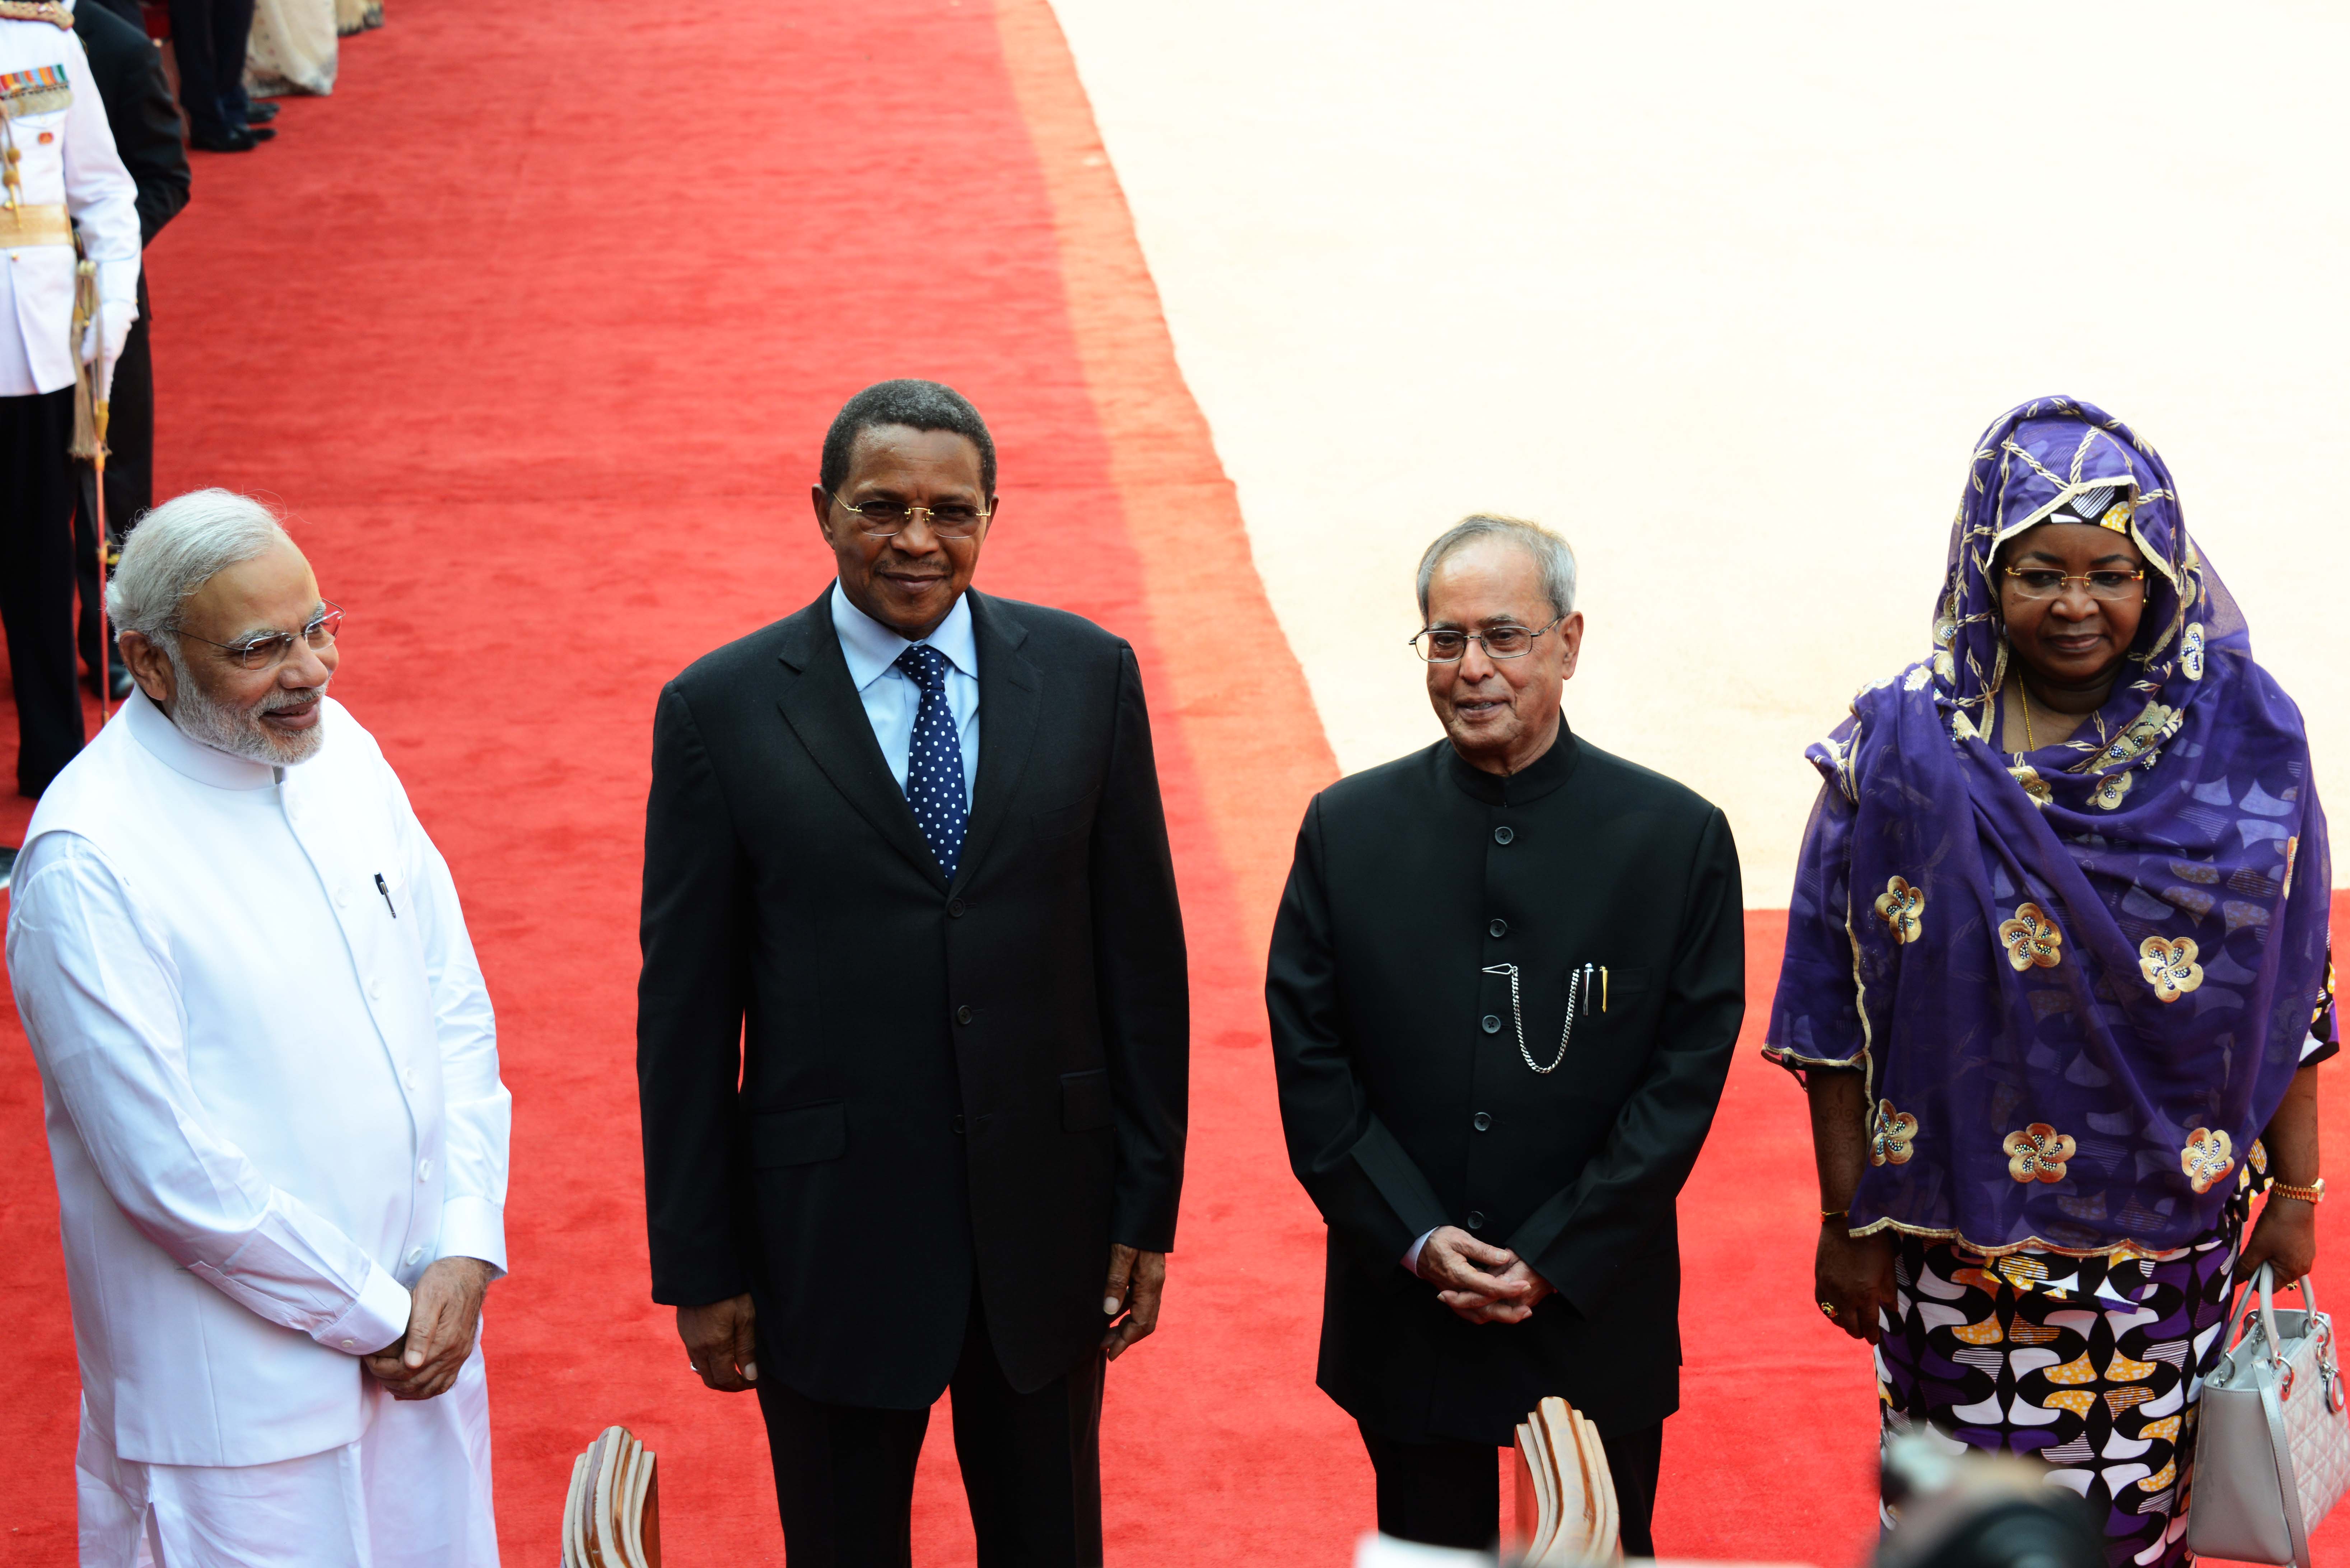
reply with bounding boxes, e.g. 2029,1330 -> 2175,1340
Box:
637,585 -> 1189,1405
75,1 -> 189,247
1266,729 -> 1743,1442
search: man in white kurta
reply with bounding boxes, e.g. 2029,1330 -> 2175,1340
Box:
5,490 -> 509,1567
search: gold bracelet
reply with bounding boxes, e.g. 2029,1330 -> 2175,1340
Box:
2272,1177 -> 2326,1204
1820,1208 -> 1848,1224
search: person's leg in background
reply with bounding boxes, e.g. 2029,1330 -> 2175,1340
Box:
1357,1426 -> 1499,1551
164,0 -> 230,139
69,495 -> 124,700
0,388 -> 90,797
949,1296 -> 1104,1568
75,300 -> 152,699
210,0 -> 258,130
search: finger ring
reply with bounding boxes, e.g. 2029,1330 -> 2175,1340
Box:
1817,1300 -> 1839,1318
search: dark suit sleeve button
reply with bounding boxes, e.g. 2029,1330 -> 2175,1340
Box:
1488,918 -> 1507,938
948,897 -> 966,917
952,1114 -> 966,1135
956,1004 -> 973,1025
1473,1111 -> 1492,1132
1494,825 -> 1514,845
1481,1014 -> 1501,1034
1466,1210 -> 1487,1231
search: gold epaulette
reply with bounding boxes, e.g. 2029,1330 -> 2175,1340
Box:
0,2 -> 73,27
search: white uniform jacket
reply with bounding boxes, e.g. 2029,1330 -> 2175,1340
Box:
0,6 -> 139,396
5,691 -> 511,1468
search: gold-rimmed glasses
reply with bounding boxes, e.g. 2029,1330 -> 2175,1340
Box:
1409,616 -> 1566,663
173,602 -> 344,670
823,488 -> 991,540
2001,565 -> 2146,602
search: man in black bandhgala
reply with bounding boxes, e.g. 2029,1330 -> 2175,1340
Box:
1266,513 -> 1745,1553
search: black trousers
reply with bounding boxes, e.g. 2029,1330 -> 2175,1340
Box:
74,304 -> 150,689
165,0 -> 256,135
755,1293 -> 1104,1567
0,388 -> 84,797
1358,1420 -> 1663,1556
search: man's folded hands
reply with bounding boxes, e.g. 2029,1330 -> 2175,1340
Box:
1414,1225 -> 1554,1325
364,1256 -> 495,1401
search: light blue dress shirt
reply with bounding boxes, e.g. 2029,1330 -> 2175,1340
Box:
830,581 -> 980,798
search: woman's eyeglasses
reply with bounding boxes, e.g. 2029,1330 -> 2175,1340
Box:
174,603 -> 344,670
2001,566 -> 2146,603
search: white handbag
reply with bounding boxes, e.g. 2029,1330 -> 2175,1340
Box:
2188,1265 -> 2350,1566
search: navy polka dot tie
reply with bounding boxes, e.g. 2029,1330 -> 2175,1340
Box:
894,644 -> 967,880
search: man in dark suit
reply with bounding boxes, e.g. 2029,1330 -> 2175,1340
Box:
1266,514 -> 1744,1553
637,379 -> 1189,1566
74,0 -> 190,700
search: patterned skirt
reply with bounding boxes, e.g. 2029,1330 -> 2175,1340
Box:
1876,1206 -> 2244,1568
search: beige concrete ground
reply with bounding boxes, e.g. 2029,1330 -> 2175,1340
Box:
1049,0 -> 2350,901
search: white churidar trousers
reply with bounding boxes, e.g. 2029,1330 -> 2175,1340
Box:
76,1342 -> 498,1568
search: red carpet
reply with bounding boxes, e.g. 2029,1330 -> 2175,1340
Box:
0,3 -> 2341,1563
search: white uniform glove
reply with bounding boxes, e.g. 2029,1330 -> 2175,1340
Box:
79,257 -> 141,381
79,306 -> 134,370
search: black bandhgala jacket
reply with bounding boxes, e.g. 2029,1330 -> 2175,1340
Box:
1267,728 -> 1744,1442
637,586 -> 1189,1405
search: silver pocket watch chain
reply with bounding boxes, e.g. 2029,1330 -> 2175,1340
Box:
1481,961 -> 1597,1074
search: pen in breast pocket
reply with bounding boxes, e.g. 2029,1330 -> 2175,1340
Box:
375,873 -> 398,918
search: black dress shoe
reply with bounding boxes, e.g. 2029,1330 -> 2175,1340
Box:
189,127 -> 260,152
245,124 -> 276,142
245,102 -> 280,123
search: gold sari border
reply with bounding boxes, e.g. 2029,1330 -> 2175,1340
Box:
1845,1214 -> 2196,1264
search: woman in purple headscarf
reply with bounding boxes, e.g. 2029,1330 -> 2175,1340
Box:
1767,397 -> 2333,1564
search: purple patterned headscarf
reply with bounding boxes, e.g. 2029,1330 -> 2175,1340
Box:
1771,395 -> 2332,1257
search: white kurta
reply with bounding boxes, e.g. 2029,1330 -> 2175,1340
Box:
0,10 -> 139,396
6,691 -> 509,1565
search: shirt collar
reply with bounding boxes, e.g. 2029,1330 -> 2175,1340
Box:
830,580 -> 978,693
125,685 -> 280,792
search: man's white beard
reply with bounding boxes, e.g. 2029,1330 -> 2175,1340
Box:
164,641 -> 329,766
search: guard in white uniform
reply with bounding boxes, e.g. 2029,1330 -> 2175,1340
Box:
0,0 -> 138,796
6,491 -> 509,1567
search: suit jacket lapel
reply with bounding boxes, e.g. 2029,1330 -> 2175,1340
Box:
773,589 -> 947,889
952,590 -> 1040,894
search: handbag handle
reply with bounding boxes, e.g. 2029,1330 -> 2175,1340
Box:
2226,1263 -> 2318,1372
